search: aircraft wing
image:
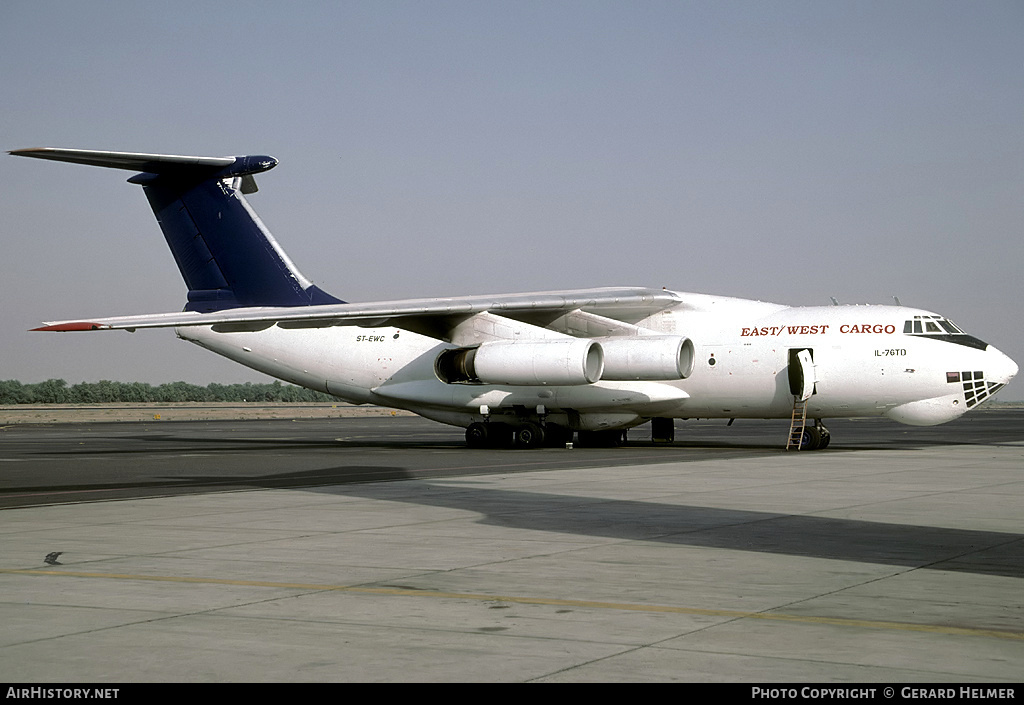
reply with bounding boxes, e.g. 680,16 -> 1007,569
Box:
33,287 -> 681,338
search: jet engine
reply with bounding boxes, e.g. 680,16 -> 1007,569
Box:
599,336 -> 694,380
436,339 -> 603,386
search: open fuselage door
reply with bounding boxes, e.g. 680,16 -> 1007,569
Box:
788,348 -> 815,401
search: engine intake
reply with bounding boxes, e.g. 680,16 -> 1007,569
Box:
436,340 -> 603,386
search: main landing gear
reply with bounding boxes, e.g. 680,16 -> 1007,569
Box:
465,421 -> 624,449
465,421 -> 575,449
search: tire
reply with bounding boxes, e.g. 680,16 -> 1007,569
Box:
817,429 -> 831,449
799,426 -> 822,451
465,422 -> 489,448
514,422 -> 545,449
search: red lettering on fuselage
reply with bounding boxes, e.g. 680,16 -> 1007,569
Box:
740,325 -> 830,337
739,323 -> 898,336
840,324 -> 896,334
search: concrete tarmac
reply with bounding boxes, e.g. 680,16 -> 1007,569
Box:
1,411 -> 1022,682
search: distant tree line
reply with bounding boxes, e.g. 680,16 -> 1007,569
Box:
0,379 -> 337,404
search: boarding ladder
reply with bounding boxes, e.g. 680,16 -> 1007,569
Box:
786,397 -> 808,451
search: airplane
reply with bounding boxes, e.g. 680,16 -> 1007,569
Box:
10,147 -> 1018,450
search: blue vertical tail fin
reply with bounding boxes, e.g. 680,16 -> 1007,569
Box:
9,148 -> 342,312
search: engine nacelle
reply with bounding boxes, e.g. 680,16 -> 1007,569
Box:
436,339 -> 604,386
599,336 -> 694,380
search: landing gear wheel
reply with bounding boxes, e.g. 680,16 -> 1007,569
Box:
514,422 -> 545,449
817,427 -> 831,449
466,422 -> 513,448
799,426 -> 822,451
465,422 -> 489,448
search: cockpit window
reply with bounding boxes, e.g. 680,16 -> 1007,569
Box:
903,315 -> 987,350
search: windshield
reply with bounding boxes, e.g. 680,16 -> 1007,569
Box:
903,315 -> 987,350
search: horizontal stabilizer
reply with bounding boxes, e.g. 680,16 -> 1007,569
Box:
11,146 -> 337,312
9,148 -> 277,179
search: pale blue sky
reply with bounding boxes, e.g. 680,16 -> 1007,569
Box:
2,1 -> 1022,397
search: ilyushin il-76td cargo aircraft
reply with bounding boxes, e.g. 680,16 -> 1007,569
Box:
12,148 -> 1018,450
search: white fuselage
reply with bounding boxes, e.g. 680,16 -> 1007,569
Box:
177,291 -> 1017,431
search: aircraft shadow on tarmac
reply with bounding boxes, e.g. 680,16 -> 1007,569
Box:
78,409 -> 1024,453
46,429 -> 959,455
4,428 -> 934,510
169,466 -> 1024,581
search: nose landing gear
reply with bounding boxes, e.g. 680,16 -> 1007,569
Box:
799,421 -> 831,450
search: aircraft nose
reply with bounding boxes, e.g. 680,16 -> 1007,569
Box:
987,346 -> 1018,385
